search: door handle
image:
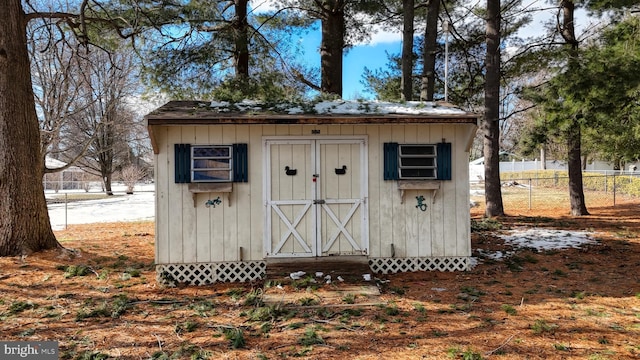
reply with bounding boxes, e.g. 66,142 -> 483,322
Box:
313,199 -> 325,205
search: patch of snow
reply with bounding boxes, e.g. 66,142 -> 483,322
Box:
498,228 -> 597,251
472,228 -> 598,267
209,101 -> 230,107
287,106 -> 304,115
475,249 -> 516,261
47,187 -> 155,231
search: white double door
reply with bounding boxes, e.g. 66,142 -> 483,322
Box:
264,137 -> 368,258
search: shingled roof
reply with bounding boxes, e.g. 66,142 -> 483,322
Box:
145,100 -> 479,125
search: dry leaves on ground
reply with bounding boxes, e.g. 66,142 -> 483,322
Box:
0,199 -> 639,359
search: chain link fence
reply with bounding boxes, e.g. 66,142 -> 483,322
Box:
471,171 -> 640,211
46,183 -> 155,230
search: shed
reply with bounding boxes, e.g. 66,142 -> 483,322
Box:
145,100 -> 479,285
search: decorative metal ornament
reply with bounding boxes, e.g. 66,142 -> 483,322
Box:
205,197 -> 222,208
416,195 -> 427,211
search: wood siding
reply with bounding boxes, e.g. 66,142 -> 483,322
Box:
154,123 -> 475,264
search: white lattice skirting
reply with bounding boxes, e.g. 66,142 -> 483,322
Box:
156,261 -> 266,286
368,257 -> 470,274
156,257 -> 469,285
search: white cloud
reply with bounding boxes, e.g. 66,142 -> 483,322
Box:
249,0 -> 278,13
361,25 -> 402,46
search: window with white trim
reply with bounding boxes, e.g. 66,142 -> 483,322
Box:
398,144 -> 437,179
383,142 -> 451,181
175,143 -> 248,184
191,145 -> 233,182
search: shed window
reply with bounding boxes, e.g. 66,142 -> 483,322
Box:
175,143 -> 248,183
192,145 -> 233,182
399,145 -> 437,179
384,142 -> 451,181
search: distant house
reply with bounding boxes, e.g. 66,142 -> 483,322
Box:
470,152 -> 640,182
145,100 -> 479,285
43,157 -> 90,191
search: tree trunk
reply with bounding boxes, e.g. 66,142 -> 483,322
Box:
320,0 -> 345,96
0,0 -> 60,256
567,121 -> 589,215
98,126 -> 115,195
561,0 -> 589,215
401,0 -> 414,101
103,174 -> 113,196
483,0 -> 504,218
233,0 -> 249,79
420,0 -> 440,101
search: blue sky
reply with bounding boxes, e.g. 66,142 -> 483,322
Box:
299,29 -> 402,99
254,1 -> 596,100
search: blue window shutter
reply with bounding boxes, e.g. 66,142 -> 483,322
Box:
437,142 -> 452,180
233,143 -> 248,182
383,142 -> 399,180
174,144 -> 191,183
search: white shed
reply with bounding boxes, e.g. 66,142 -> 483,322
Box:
145,100 -> 478,285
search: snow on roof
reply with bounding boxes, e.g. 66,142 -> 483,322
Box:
145,100 -> 479,124
46,157 -> 67,168
206,99 -> 470,116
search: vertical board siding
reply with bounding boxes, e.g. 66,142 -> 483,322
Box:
403,126 -> 419,258
222,125 -> 238,261
390,125 -> 407,257
377,125 -> 393,257
207,125 -> 225,262
429,125 -> 445,257
441,126 -> 457,257
194,127 -> 211,263
167,128 -> 185,263
155,127 -> 170,264
181,127 -> 197,264
234,126 -> 251,261
455,125 -> 474,256
249,126 -> 264,260
366,126 -> 381,257
155,123 -> 475,266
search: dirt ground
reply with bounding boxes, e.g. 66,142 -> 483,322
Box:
1,198 -> 639,359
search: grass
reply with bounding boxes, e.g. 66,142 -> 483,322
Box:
175,320 -> 199,333
189,299 -> 216,317
447,346 -> 483,360
501,304 -> 517,315
75,295 -> 131,321
384,303 -> 400,316
298,326 -> 324,346
7,301 -> 38,315
59,264 -> 92,278
298,297 -> 319,306
222,327 -> 246,349
342,293 -> 356,304
531,319 -> 558,334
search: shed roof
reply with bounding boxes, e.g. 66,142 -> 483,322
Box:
145,100 -> 479,154
145,100 -> 479,125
